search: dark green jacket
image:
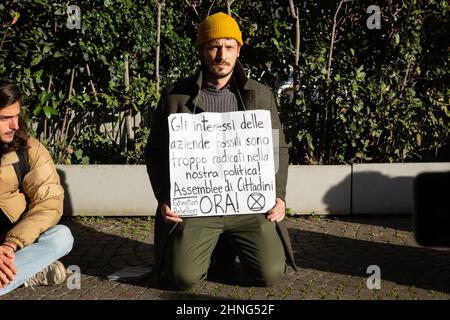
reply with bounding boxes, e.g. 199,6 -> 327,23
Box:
145,61 -> 298,276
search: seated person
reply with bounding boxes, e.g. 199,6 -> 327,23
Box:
0,78 -> 74,296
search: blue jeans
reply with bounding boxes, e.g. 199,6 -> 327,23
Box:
0,224 -> 74,296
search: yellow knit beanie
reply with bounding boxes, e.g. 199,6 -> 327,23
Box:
195,12 -> 243,48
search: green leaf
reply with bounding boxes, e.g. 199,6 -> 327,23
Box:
39,92 -> 50,105
74,149 -> 83,160
274,24 -> 281,38
43,106 -> 58,118
34,69 -> 44,82
33,106 -> 42,116
31,54 -> 43,66
54,7 -> 64,15
272,38 -> 280,50
351,80 -> 358,92
416,133 -> 421,146
355,152 -> 373,160
393,33 -> 400,46
442,106 -> 450,117
355,65 -> 366,81
306,133 -> 314,151
12,12 -> 20,25
82,93 -> 91,102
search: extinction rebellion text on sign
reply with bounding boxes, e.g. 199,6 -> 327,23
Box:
169,110 -> 276,217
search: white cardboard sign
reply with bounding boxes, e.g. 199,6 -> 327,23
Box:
169,110 -> 276,217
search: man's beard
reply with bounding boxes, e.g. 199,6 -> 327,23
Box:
212,68 -> 233,79
210,61 -> 234,77
200,58 -> 235,79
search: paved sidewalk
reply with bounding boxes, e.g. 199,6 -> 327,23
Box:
1,215 -> 449,300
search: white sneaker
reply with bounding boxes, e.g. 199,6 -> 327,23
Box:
23,261 -> 67,287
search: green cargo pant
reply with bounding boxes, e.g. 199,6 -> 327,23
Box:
164,213 -> 286,290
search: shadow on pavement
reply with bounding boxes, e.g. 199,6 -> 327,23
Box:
289,227 -> 450,294
57,169 -> 159,289
334,214 -> 413,233
60,219 -> 157,289
59,219 -> 255,291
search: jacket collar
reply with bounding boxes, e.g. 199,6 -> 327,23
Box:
0,151 -> 19,167
191,60 -> 256,113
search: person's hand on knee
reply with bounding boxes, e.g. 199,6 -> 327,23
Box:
160,203 -> 183,224
267,198 -> 286,222
0,245 -> 16,289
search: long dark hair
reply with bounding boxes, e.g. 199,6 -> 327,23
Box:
0,78 -> 29,156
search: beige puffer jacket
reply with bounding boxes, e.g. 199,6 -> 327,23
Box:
0,137 -> 64,249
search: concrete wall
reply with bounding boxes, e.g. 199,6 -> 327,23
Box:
352,163 -> 450,214
56,165 -> 157,216
285,165 -> 351,215
56,163 -> 450,216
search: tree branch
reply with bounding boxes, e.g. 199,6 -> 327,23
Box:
327,0 -> 352,80
85,63 -> 98,102
288,0 -> 297,18
207,0 -> 217,17
185,0 -> 199,18
227,0 -> 235,15
156,1 -> 164,92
